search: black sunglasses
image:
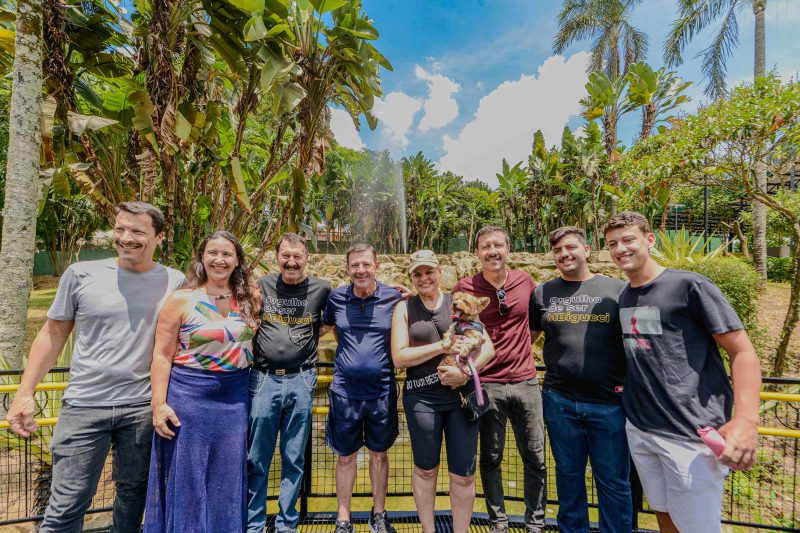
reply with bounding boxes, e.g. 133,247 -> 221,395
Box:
496,289 -> 509,316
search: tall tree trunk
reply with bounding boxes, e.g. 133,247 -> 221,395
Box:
752,0 -> 768,284
771,222 -> 800,377
0,0 -> 43,368
640,104 -> 656,141
604,107 -> 619,215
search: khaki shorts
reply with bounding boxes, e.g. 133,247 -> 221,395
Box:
626,421 -> 729,533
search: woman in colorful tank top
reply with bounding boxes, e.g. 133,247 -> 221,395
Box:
144,231 -> 261,533
390,250 -> 495,533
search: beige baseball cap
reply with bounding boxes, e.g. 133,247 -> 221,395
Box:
408,249 -> 439,273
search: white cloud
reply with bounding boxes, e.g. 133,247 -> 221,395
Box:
329,108 -> 364,150
416,66 -> 460,131
372,91 -> 424,149
438,52 -> 591,187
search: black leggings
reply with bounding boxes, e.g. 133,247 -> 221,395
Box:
403,397 -> 479,477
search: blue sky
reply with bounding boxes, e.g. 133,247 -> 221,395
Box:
328,0 -> 800,187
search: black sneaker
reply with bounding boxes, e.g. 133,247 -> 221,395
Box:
368,509 -> 397,533
334,520 -> 354,533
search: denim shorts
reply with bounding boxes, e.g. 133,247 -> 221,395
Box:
326,388 -> 398,456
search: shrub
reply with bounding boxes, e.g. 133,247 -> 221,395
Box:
667,256 -> 761,332
767,257 -> 793,283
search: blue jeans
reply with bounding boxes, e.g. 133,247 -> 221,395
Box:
542,388 -> 632,533
246,368 -> 316,532
41,402 -> 153,533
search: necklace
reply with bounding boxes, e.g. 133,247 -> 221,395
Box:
203,288 -> 232,299
210,293 -> 232,299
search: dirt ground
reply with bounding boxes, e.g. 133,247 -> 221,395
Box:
756,282 -> 800,376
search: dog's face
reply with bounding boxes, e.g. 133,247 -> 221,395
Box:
451,291 -> 490,321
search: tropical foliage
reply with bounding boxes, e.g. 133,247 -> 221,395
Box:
619,75 -> 800,376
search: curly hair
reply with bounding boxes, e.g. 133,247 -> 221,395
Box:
188,230 -> 259,327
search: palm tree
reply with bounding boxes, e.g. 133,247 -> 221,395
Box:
553,0 -> 647,80
553,0 -> 647,213
496,159 -> 530,251
0,0 -> 43,368
402,152 -> 438,249
664,0 -> 768,282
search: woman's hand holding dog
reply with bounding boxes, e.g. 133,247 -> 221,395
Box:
437,363 -> 469,389
442,335 -> 469,355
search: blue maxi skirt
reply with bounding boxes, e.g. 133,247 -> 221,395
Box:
144,365 -> 250,532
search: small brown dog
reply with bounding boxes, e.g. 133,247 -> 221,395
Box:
440,292 -> 489,402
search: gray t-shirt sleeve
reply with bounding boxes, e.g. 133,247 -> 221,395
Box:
688,276 -> 744,335
47,265 -> 80,321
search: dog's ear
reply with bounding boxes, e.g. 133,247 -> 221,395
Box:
477,296 -> 490,312
452,291 -> 466,299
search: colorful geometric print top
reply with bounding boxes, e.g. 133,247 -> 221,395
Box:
173,290 -> 255,372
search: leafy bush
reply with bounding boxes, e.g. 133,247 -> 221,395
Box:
768,257 -> 793,283
667,256 -> 761,332
653,228 -> 725,265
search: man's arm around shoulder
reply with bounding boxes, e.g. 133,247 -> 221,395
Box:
6,319 -> 74,437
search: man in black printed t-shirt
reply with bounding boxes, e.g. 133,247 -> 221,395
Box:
604,212 -> 761,533
530,226 -> 631,533
246,233 -> 332,533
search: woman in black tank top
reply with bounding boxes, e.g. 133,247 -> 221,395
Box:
390,250 -> 495,533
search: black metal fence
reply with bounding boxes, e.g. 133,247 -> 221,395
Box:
1,366 -> 799,530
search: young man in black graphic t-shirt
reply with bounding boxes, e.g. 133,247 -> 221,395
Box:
246,233 -> 331,533
530,226 -> 631,533
604,212 -> 761,533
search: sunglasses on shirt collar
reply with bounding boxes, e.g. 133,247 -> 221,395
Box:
496,289 -> 509,316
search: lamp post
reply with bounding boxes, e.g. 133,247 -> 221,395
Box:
704,181 -> 709,253
672,203 -> 686,232
703,157 -> 710,253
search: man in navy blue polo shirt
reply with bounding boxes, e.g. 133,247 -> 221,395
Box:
323,242 -> 402,533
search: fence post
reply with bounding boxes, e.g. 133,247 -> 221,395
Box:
300,411 -> 313,517
629,456 -> 643,531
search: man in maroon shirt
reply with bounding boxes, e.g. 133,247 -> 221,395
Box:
452,226 -> 546,533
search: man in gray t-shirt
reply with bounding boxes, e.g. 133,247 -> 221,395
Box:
5,202 -> 184,532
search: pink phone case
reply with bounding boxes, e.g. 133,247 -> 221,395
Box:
697,426 -> 726,457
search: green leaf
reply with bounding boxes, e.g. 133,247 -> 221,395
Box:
226,0 -> 265,13
80,52 -> 131,78
309,0 -> 348,14
52,167 -> 71,198
0,26 -> 15,55
175,109 -> 193,141
273,82 -> 306,116
244,12 -> 268,41
340,18 -> 378,40
582,106 -> 606,120
229,157 -> 252,212
264,0 -> 289,18
259,54 -> 294,91
601,184 -> 624,198
265,22 -> 290,38
128,90 -> 160,155
74,78 -> 104,109
194,195 -> 212,225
